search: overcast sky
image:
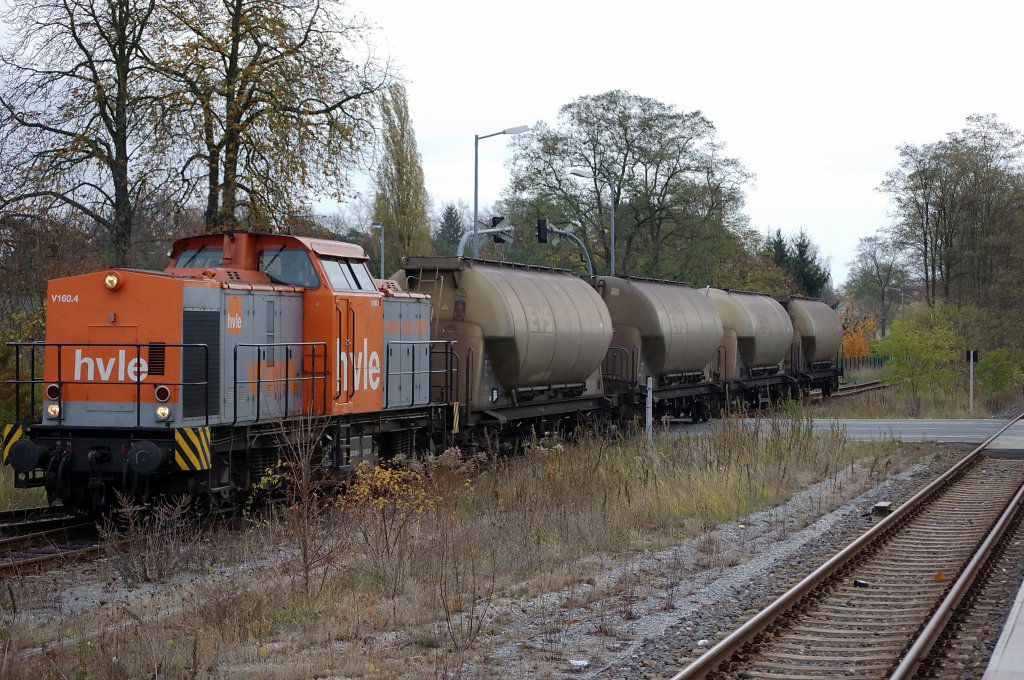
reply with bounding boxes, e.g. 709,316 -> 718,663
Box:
345,0 -> 1022,285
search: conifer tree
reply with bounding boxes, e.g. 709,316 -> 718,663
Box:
433,203 -> 466,256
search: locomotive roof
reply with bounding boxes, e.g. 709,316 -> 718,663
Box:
171,231 -> 368,261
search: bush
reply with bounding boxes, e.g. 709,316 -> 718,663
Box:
976,348 -> 1022,393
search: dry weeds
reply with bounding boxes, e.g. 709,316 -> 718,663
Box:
0,413 -> 941,679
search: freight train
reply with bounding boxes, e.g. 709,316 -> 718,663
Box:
2,231 -> 842,512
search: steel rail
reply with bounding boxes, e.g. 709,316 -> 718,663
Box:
890,473 -> 1024,679
0,521 -> 96,552
669,412 -> 1024,680
0,543 -> 105,579
0,506 -> 62,523
837,379 -> 881,391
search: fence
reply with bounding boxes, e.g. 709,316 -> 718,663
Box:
837,355 -> 888,373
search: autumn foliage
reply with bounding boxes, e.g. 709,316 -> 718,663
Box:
842,317 -> 876,358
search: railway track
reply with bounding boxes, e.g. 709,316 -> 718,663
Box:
0,507 -> 87,537
670,416 -> 1024,679
0,521 -> 102,579
834,379 -> 885,397
0,506 -> 54,523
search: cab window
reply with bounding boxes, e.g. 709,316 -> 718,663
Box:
258,248 -> 320,288
321,257 -> 376,292
175,247 -> 222,268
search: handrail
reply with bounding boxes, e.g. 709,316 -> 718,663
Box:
602,346 -> 630,384
5,341 -> 211,427
348,307 -> 356,400
231,341 -> 328,425
382,340 -> 456,409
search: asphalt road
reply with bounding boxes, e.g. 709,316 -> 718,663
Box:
804,418 -> 1007,443
671,418 -> 1011,444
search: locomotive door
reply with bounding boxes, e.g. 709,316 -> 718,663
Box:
335,300 -> 351,405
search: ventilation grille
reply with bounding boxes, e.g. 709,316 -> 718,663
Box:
183,311 -> 220,418
147,343 -> 166,376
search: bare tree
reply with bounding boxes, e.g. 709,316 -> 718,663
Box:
845,234 -> 908,336
0,0 -> 163,265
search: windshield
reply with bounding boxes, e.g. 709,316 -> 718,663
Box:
175,247 -> 222,268
258,248 -> 320,288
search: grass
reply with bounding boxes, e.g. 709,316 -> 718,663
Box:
815,379 -> 1019,419
0,465 -> 46,511
841,366 -> 888,385
0,415 -> 943,679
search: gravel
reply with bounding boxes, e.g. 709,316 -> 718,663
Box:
465,449 -> 967,679
6,440 -> 1002,679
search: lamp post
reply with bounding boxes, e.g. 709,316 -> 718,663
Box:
569,169 -> 617,276
885,286 -> 906,310
372,221 -> 383,277
473,125 -> 530,258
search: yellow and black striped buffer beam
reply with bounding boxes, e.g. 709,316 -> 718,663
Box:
174,427 -> 212,471
2,425 -> 23,465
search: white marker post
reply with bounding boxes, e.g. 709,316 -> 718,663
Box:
645,376 -> 654,443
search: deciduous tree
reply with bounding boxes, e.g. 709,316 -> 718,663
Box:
0,0 -> 161,265
845,234 -> 909,336
875,306 -> 957,405
149,0 -> 390,231
506,90 -> 751,280
880,115 -> 1024,306
373,84 -> 431,275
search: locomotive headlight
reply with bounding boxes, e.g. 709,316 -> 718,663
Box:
155,404 -> 171,421
45,402 -> 61,419
104,272 -> 122,290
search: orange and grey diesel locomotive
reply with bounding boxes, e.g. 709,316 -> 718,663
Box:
3,232 -> 842,512
3,231 -> 453,511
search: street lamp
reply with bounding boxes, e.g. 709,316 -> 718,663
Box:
569,169 -> 618,276
372,221 -> 383,277
473,125 -> 530,258
885,286 -> 906,310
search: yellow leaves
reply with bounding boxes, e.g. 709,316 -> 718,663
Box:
842,316 -> 876,359
344,461 -> 434,515
253,466 -> 281,492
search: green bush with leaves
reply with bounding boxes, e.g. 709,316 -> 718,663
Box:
874,306 -> 957,399
976,348 -> 1022,393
